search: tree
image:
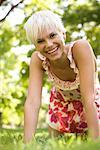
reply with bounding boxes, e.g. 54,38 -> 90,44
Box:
0,0 -> 24,22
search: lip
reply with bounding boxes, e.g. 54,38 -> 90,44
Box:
46,46 -> 59,54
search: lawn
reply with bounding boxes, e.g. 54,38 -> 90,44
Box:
0,128 -> 100,150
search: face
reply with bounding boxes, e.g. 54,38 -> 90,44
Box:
35,28 -> 66,61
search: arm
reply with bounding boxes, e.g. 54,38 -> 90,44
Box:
72,39 -> 99,139
24,52 -> 44,143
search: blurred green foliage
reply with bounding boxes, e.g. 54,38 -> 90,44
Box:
0,0 -> 100,127
0,128 -> 100,150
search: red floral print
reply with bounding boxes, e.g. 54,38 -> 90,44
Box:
62,106 -> 68,113
57,91 -> 65,102
54,107 -> 59,111
50,113 -> 58,123
47,86 -> 100,134
59,117 -> 68,128
70,120 -> 77,133
67,110 -> 76,121
79,122 -> 87,128
54,101 -> 63,107
49,108 -> 53,114
73,100 -> 83,110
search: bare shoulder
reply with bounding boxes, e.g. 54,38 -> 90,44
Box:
73,39 -> 91,53
71,39 -> 97,70
74,39 -> 89,45
30,51 -> 43,70
66,39 -> 90,55
31,51 -> 42,63
72,39 -> 96,61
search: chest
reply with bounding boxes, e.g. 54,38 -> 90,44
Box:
50,66 -> 77,82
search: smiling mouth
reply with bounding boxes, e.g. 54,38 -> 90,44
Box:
47,46 -> 59,54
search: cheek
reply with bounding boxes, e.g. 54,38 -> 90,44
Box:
57,35 -> 65,44
60,38 -> 65,47
36,45 -> 44,52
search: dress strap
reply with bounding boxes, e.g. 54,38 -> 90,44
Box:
67,41 -> 79,74
36,51 -> 50,71
36,51 -> 46,60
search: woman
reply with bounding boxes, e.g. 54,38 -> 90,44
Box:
24,10 -> 100,143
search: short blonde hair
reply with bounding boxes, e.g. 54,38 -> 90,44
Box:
24,10 -> 65,44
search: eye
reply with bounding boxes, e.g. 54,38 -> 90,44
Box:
37,39 -> 44,43
50,33 -> 57,38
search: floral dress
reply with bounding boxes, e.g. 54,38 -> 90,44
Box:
36,42 -> 100,134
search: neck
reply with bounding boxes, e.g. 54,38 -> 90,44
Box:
49,52 -> 69,69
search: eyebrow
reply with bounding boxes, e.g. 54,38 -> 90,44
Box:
37,38 -> 43,41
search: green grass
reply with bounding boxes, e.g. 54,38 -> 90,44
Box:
0,128 -> 100,150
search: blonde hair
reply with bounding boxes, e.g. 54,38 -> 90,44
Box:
24,10 -> 65,44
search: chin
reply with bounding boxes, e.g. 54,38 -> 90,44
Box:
45,46 -> 64,61
48,52 -> 62,61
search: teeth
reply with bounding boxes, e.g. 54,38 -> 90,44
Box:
48,47 -> 58,54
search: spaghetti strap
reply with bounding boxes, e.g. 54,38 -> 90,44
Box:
67,41 -> 78,74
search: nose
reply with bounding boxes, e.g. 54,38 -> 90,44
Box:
45,39 -> 53,48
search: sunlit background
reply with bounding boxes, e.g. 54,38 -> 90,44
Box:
0,0 -> 100,129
